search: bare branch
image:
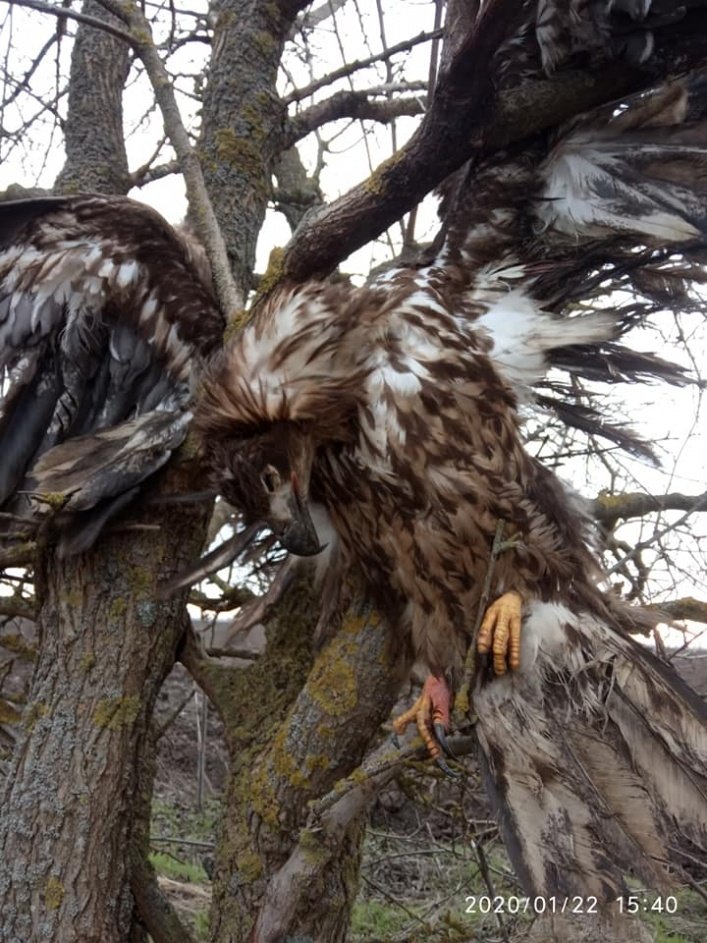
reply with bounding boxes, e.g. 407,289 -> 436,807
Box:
96,0 -> 242,314
285,90 -> 425,146
593,490 -> 707,525
285,28 -> 443,104
7,0 -> 133,42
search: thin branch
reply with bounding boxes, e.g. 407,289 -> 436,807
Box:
96,0 -> 242,315
285,90 -> 425,146
285,28 -> 443,103
7,0 -> 133,42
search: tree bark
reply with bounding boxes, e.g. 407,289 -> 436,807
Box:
54,0 -> 131,195
183,572 -> 408,943
198,0 -> 310,295
0,462 -> 210,943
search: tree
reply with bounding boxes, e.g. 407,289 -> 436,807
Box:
0,2 -> 706,942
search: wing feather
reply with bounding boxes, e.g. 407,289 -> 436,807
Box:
0,195 -> 223,550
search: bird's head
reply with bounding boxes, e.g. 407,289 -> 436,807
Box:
214,422 -> 323,557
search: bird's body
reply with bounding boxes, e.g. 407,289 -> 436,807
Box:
211,272 -> 631,678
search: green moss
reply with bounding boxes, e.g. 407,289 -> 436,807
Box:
362,151 -> 404,196
108,598 -> 127,620
253,29 -> 277,57
298,828 -> 329,866
255,247 -> 286,302
40,491 -> 68,511
0,633 -> 37,661
248,760 -> 281,828
129,565 -> 153,596
93,695 -> 140,730
64,588 -> 83,609
214,128 -> 264,180
0,700 -> 21,724
308,657 -> 357,716
305,754 -> 331,774
24,701 -> 48,732
80,652 -> 96,672
235,849 -> 263,882
223,308 -> 250,338
306,617 -> 366,717
44,876 -> 64,910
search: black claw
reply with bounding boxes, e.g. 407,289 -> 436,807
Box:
435,755 -> 461,778
433,722 -> 456,759
391,731 -> 401,749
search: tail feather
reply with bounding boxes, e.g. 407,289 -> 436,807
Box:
473,600 -> 707,898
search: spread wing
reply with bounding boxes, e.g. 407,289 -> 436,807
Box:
429,73 -> 707,454
0,194 -> 223,554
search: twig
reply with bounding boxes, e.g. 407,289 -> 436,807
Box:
456,521 -> 513,721
150,836 -> 215,849
285,29 -> 443,103
97,0 -> 242,316
473,840 -> 511,943
7,0 -> 133,41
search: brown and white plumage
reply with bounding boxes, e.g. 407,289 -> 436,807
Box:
0,194 -> 223,553
196,72 -> 707,898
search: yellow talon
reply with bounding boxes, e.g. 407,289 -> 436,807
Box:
477,590 -> 523,675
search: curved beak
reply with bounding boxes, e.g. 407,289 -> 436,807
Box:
277,475 -> 324,557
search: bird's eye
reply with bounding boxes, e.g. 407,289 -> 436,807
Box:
261,466 -> 281,494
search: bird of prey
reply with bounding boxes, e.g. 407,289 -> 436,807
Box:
194,74 -> 707,898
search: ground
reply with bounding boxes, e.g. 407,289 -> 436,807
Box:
149,653 -> 707,942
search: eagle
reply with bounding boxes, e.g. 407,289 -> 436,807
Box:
1,0 -> 706,906
193,75 -> 707,897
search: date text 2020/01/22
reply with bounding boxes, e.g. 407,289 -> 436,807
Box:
463,896 -> 678,915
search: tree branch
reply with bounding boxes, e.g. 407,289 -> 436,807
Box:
96,0 -> 242,314
285,90 -> 425,146
649,597 -> 707,626
130,851 -> 198,943
593,491 -> 707,526
7,0 -> 133,43
278,6 -> 707,285
250,729 -> 475,942
284,28 -> 443,104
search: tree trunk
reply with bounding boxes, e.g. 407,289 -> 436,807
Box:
54,0 -> 131,196
184,571 -> 408,943
198,0 -> 309,293
0,463 -> 210,943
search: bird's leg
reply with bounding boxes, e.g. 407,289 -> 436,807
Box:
476,590 -> 523,675
392,674 -> 458,774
